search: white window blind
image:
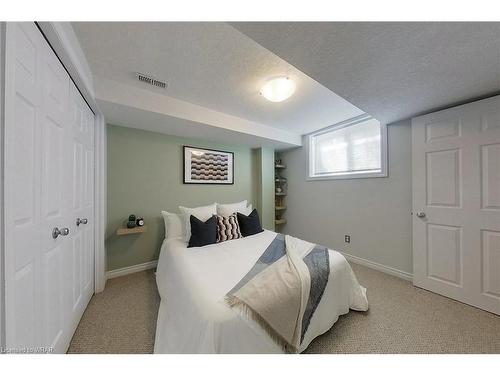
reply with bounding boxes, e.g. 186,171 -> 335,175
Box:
308,117 -> 387,179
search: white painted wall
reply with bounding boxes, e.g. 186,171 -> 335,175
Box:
0,21 -> 5,348
37,22 -> 96,106
281,120 -> 413,275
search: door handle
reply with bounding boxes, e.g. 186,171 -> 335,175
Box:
416,212 -> 426,218
76,218 -> 88,226
52,227 -> 70,239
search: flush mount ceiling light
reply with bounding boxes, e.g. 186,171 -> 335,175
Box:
260,77 -> 296,102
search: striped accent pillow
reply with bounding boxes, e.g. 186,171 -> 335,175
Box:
216,213 -> 242,242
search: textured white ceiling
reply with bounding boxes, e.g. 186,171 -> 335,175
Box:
232,22 -> 500,125
72,22 -> 363,135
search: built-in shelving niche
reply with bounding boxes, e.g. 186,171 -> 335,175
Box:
275,152 -> 287,229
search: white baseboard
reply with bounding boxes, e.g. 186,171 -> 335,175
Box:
105,253 -> 412,283
339,251 -> 413,281
106,260 -> 158,280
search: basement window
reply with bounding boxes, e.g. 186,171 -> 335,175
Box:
307,115 -> 387,180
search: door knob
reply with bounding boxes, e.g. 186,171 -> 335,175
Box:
52,227 -> 70,239
416,212 -> 426,218
76,218 -> 88,226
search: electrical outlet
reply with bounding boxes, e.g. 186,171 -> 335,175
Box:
344,235 -> 351,243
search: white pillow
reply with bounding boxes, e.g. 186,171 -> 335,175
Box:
161,211 -> 184,239
179,203 -> 217,241
241,204 -> 252,216
217,200 -> 248,217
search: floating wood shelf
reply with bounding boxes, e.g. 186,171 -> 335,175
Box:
116,226 -> 147,236
275,206 -> 287,211
275,164 -> 286,169
275,219 -> 287,225
275,192 -> 287,196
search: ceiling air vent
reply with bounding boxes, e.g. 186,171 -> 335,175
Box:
136,72 -> 167,89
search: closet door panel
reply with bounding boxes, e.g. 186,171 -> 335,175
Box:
5,22 -> 43,348
12,95 -> 38,270
39,31 -> 71,352
83,107 -> 94,296
5,22 -> 95,353
84,146 -> 92,291
68,81 -> 94,330
71,231 -> 83,309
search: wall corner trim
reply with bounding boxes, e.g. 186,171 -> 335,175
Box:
339,251 -> 413,282
106,260 -> 158,281
94,112 -> 107,293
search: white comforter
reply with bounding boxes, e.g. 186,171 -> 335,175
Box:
154,230 -> 368,354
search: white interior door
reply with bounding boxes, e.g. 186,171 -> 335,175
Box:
68,80 -> 94,333
4,22 -> 95,353
39,24 -> 72,352
412,96 -> 500,315
4,22 -> 44,350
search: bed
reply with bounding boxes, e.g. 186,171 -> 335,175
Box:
154,229 -> 368,353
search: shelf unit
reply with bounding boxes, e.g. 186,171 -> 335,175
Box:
275,154 -> 287,228
275,218 -> 287,225
116,226 -> 147,236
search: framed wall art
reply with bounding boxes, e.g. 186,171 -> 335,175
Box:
183,146 -> 234,184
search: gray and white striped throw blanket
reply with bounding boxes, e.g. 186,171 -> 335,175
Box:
225,234 -> 330,353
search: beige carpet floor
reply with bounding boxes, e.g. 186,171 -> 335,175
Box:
67,263 -> 500,354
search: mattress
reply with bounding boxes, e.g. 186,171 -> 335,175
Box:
154,230 -> 368,353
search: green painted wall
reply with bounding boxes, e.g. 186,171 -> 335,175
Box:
106,125 -> 271,271
253,147 -> 275,231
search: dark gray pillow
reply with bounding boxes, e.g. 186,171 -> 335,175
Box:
237,209 -> 264,237
188,215 -> 217,248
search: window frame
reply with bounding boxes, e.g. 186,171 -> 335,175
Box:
306,115 -> 388,181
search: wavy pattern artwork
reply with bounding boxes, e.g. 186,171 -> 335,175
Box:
191,152 -> 229,181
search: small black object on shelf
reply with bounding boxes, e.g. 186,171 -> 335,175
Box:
136,217 -> 145,227
127,214 -> 137,228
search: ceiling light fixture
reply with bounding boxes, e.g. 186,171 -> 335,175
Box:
260,77 -> 295,102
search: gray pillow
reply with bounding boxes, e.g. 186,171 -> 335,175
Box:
188,215 -> 217,247
237,209 -> 264,237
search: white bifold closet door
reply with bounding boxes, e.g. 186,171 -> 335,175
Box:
4,22 -> 94,353
412,95 -> 500,315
